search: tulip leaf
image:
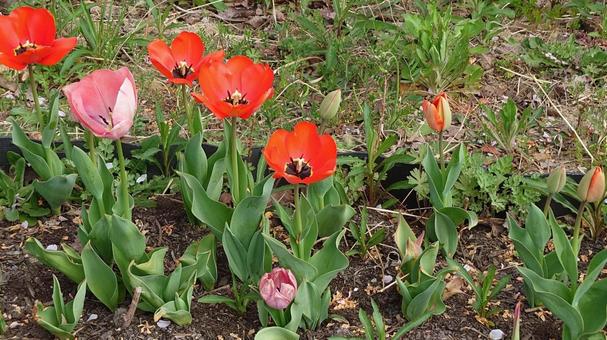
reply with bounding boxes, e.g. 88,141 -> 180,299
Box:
177,171 -> 232,236
405,278 -> 446,321
205,158 -> 226,201
247,231 -> 270,283
308,230 -> 349,293
316,205 -> 355,237
71,146 -> 104,202
222,226 -> 249,282
81,242 -> 120,311
422,146 -> 444,209
184,133 -> 208,184
255,327 -> 300,340
33,174 -> 77,213
179,235 -> 217,290
110,214 -> 146,277
230,196 -> 267,248
263,233 -> 317,282
526,204 -> 551,253
429,210 -> 458,258
444,144 -> 465,196
11,121 -> 52,180
548,213 -> 577,284
394,214 -> 416,257
576,278 -> 607,335
508,216 -> 544,275
133,247 -> 167,276
24,238 -> 84,283
573,249 -> 607,307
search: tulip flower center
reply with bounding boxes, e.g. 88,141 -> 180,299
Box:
14,40 -> 37,56
285,157 -> 312,180
223,89 -> 249,106
172,61 -> 194,79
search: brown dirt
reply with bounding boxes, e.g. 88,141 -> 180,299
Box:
1,196 -> 585,340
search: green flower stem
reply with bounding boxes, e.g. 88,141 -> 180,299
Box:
293,184 -> 304,259
572,201 -> 587,256
116,139 -> 130,218
275,309 -> 286,327
28,64 -> 44,128
229,117 -> 241,204
438,130 -> 445,171
181,84 -> 193,135
543,194 -> 553,217
86,131 -> 97,168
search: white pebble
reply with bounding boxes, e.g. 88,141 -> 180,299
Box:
45,244 -> 58,251
136,174 -> 147,184
157,319 -> 171,328
382,275 -> 393,284
489,329 -> 505,340
21,221 -> 28,228
86,314 -> 98,322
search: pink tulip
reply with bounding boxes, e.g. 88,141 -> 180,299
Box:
259,267 -> 297,310
63,67 -> 137,140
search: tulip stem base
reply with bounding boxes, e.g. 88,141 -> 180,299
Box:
543,195 -> 553,217
116,139 -> 131,219
572,201 -> 587,256
229,118 -> 241,204
28,65 -> 44,128
293,184 -> 304,259
86,131 -> 97,168
438,131 -> 445,171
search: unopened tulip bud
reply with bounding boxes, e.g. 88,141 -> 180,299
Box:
319,89 -> 341,122
259,267 -> 298,310
547,166 -> 567,194
403,231 -> 424,263
422,92 -> 452,132
577,166 -> 605,203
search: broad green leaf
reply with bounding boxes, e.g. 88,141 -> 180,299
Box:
24,238 -> 84,283
255,327 -> 300,340
263,234 -> 317,282
576,279 -> 607,335
308,230 -> 349,292
548,213 -> 577,284
573,249 -> 607,307
230,196 -> 267,248
316,205 -> 355,237
71,146 -> 104,201
51,275 -> 65,324
526,204 -> 551,252
508,216 -> 544,275
184,133 -> 207,183
177,171 -> 232,235
222,227 -> 249,282
34,174 -> 77,213
431,210 -> 458,257
81,242 -> 120,311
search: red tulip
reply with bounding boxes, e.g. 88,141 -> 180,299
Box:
147,32 -> 224,86
263,121 -> 337,185
421,92 -> 452,132
192,55 -> 274,119
0,6 -> 77,70
63,67 -> 137,140
259,267 -> 297,310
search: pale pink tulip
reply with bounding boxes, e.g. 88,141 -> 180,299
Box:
63,67 -> 137,140
259,267 -> 297,310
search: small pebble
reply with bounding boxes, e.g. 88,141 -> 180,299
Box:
489,329 -> 505,340
105,162 -> 113,170
136,174 -> 147,184
157,319 -> 171,329
382,275 -> 393,284
87,314 -> 98,322
21,221 -> 28,229
45,244 -> 58,251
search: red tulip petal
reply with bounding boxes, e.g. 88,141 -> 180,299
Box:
226,55 -> 254,89
38,37 -> 77,66
192,92 -> 229,119
286,121 -> 321,159
0,16 -> 21,55
240,63 -> 274,100
18,7 -> 56,45
0,53 -> 26,70
170,31 -> 204,67
148,39 -> 176,79
199,62 -> 232,105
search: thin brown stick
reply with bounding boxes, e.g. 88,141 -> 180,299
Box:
122,287 -> 142,329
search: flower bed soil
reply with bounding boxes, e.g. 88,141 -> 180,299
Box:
3,194 -> 596,339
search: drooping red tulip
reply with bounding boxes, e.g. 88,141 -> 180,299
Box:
192,55 -> 274,120
421,92 -> 452,132
63,67 -> 137,140
147,31 -> 224,86
263,121 -> 337,185
0,6 -> 77,70
259,267 -> 298,310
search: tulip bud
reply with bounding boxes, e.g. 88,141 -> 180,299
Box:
422,92 -> 452,132
403,231 -> 424,263
259,267 -> 298,310
577,166 -> 605,203
546,166 -> 567,194
319,89 -> 341,122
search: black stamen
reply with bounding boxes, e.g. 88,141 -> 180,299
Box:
285,157 -> 312,180
99,115 -> 109,125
